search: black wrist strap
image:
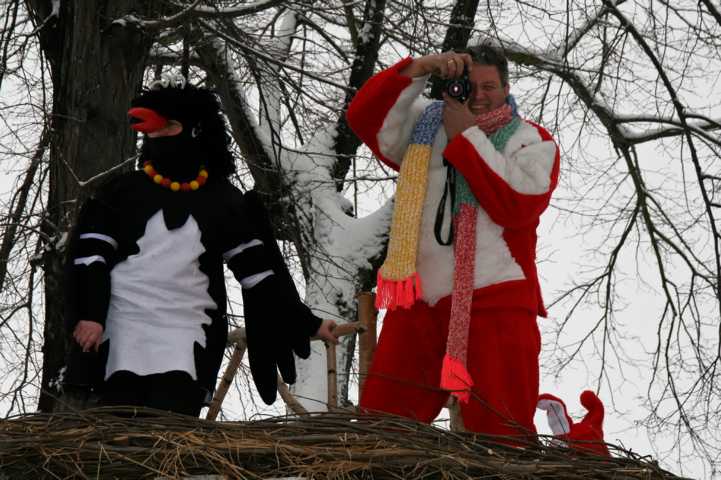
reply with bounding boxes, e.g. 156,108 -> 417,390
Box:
434,157 -> 456,246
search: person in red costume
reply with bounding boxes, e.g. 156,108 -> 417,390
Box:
346,44 -> 559,438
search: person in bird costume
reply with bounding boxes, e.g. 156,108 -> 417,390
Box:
346,44 -> 559,437
537,390 -> 611,456
64,76 -> 337,416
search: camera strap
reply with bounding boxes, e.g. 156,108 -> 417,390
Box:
434,157 -> 456,246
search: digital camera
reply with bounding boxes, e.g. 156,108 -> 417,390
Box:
445,67 -> 471,103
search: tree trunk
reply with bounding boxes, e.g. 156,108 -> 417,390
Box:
28,0 -> 161,412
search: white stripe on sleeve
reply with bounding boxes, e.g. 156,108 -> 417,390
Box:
79,233 -> 119,249
223,239 -> 264,263
74,255 -> 107,266
240,270 -> 274,289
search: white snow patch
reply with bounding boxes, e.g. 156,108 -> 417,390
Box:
49,365 -> 66,391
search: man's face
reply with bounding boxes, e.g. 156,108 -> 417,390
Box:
467,64 -> 510,115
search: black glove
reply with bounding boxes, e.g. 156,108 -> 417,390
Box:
239,189 -> 322,405
242,275 -> 321,405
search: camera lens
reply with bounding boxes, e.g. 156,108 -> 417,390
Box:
444,68 -> 470,103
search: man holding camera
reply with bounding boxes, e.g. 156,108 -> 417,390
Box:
347,44 -> 559,438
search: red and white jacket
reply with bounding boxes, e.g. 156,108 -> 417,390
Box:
347,58 -> 560,316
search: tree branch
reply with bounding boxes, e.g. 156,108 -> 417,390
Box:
430,0 -> 480,99
0,127 -> 48,294
332,0 -> 388,190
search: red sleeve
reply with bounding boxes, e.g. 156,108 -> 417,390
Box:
346,57 -> 414,171
443,121 -> 560,228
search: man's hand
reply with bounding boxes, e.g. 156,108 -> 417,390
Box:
313,319 -> 339,345
400,51 -> 472,79
73,320 -> 104,352
443,93 -> 477,140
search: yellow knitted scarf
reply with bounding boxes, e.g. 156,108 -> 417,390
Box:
375,102 -> 444,309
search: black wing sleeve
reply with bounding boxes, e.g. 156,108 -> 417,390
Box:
63,183 -> 122,390
222,188 -> 321,405
239,189 -> 322,338
65,193 -> 121,330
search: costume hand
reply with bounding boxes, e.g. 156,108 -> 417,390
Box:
313,319 -> 339,345
242,275 -> 307,404
73,320 -> 103,352
443,93 -> 476,140
401,51 -> 472,79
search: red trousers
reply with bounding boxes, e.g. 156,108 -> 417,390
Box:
360,294 -> 540,437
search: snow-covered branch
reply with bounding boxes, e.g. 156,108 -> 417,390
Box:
614,115 -> 721,146
195,37 -> 279,195
199,18 -> 352,90
112,0 -> 284,30
254,9 -> 297,139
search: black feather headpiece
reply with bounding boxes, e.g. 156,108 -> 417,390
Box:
131,77 -> 236,179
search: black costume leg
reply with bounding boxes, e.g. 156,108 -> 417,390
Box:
144,371 -> 204,416
101,370 -> 203,416
100,370 -> 147,408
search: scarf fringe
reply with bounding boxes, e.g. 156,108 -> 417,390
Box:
375,271 -> 424,310
441,354 -> 474,404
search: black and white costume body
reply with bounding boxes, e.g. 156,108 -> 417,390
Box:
66,82 -> 320,415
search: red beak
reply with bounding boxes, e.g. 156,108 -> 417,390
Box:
128,107 -> 168,133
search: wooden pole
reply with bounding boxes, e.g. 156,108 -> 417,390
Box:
207,323 -> 365,420
446,396 -> 466,432
206,331 -> 247,421
326,343 -> 338,408
328,322 -> 365,338
277,373 -> 309,415
279,324 -> 363,414
357,292 -> 378,395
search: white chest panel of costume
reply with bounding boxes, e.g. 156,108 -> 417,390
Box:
104,210 -> 218,380
415,132 -> 525,306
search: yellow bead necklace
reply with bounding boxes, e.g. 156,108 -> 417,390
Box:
142,161 -> 208,191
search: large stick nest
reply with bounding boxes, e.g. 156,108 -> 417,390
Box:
0,408 -> 688,479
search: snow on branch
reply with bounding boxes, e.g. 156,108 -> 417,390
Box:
199,19 -> 351,91
172,0 -> 285,18
195,36 -> 279,194
486,37 -> 628,144
613,115 -> 721,146
24,0 -> 61,37
254,9 -> 297,139
196,26 -> 391,294
482,35 -> 720,150
111,0 -> 284,30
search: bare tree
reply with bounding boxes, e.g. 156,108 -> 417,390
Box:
1,0 -> 720,475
